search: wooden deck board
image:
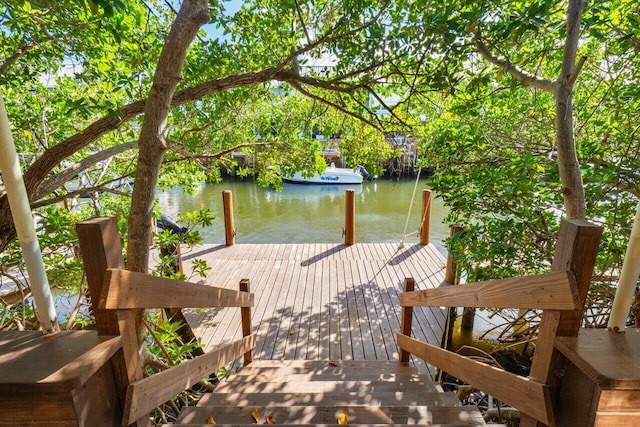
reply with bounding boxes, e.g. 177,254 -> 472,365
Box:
182,243 -> 447,376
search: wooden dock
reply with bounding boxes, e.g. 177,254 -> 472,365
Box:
176,242 -> 448,375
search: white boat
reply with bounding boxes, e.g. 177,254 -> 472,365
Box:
283,164 -> 375,184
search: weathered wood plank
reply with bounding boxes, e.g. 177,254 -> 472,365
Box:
397,333 -> 552,425
182,243 -> 447,366
400,271 -> 578,310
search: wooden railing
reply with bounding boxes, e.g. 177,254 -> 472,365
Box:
397,219 -> 602,427
77,218 -> 255,427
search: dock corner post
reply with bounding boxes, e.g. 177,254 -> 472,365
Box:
345,189 -> 356,245
399,277 -> 416,363
222,190 -> 235,246
239,278 -> 253,364
444,226 -> 462,283
419,189 -> 432,245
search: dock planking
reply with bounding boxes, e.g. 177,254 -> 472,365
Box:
176,242 -> 448,375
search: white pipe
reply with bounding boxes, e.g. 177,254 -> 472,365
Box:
0,94 -> 58,333
608,200 -> 640,332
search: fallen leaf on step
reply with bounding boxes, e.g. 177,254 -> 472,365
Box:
206,416 -> 216,424
337,411 -> 348,424
252,407 -> 261,423
266,415 -> 276,424
329,361 -> 340,367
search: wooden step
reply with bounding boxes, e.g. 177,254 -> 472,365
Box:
227,371 -> 433,383
171,360 -> 486,426
176,405 -> 486,425
211,379 -> 442,394
165,424 -> 491,427
239,360 -> 417,372
198,390 -> 462,407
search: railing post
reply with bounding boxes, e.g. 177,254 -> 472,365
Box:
521,219 -> 603,427
419,189 -> 432,245
76,217 -> 124,336
240,278 -> 253,364
222,190 -> 235,246
399,277 -> 415,363
344,189 -> 355,245
76,217 -> 131,416
444,226 -> 462,283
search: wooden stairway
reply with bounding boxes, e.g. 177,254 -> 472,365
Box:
170,360 -> 488,426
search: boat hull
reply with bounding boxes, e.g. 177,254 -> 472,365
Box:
283,167 -> 364,184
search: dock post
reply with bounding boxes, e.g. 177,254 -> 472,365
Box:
444,226 -> 462,283
223,190 -> 235,246
345,189 -> 355,245
419,189 -> 432,245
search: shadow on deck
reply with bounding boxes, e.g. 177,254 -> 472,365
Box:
176,242 -> 449,375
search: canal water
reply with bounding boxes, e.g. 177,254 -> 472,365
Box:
157,177 -> 451,256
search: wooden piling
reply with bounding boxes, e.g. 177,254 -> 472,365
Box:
444,226 -> 462,283
419,189 -> 432,245
223,190 -> 235,246
345,189 -> 355,245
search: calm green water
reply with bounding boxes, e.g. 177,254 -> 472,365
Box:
157,178 -> 450,255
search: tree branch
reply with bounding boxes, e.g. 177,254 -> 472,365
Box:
287,79 -> 381,131
35,140 -> 138,200
475,36 -> 554,93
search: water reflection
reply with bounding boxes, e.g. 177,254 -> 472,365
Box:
157,178 -> 450,255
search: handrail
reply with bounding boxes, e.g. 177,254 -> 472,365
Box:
101,268 -> 254,309
99,269 -> 255,426
400,271 -> 578,310
397,334 -> 553,425
397,219 -> 603,427
123,335 -> 255,424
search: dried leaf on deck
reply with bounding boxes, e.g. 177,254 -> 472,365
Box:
252,407 -> 261,423
206,415 -> 216,424
337,411 -> 348,424
266,415 -> 276,424
329,361 -> 340,367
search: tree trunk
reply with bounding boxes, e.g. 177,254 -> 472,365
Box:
126,0 -> 209,273
125,0 -> 208,354
554,0 -> 586,220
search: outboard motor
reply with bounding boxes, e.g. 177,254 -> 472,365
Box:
356,165 -> 377,181
157,213 -> 188,235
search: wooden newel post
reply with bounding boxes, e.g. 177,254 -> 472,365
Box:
399,277 -> 416,363
222,190 -> 235,246
76,217 -> 124,336
75,217 -> 131,416
444,226 -> 462,283
419,189 -> 432,245
240,278 -> 253,364
345,189 -> 356,245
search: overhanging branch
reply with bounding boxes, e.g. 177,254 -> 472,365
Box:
475,36 -> 554,93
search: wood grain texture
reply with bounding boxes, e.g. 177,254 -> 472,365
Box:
397,333 -> 552,425
0,331 -> 120,393
101,269 -> 254,309
400,271 -> 577,310
554,329 -> 640,390
123,334 -> 255,425
76,217 -> 124,335
179,242 -> 447,374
